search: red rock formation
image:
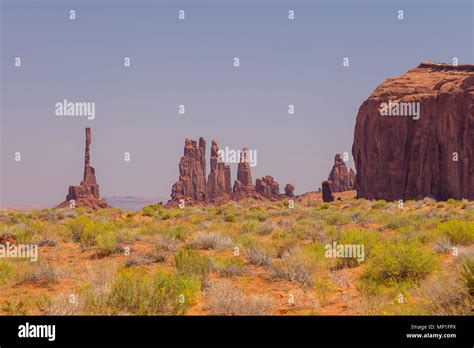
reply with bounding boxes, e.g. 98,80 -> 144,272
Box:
327,153 -> 356,192
233,148 -> 256,196
353,62 -> 474,201
171,138 -> 207,202
284,184 -> 295,197
256,175 -> 280,198
169,140 -> 292,203
57,128 -> 109,209
207,140 -> 232,201
322,180 -> 335,202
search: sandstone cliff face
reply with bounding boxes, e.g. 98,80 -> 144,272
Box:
353,62 -> 474,201
57,128 -> 109,209
327,153 -> 356,192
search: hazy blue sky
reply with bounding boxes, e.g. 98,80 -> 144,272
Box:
1,0 -> 472,208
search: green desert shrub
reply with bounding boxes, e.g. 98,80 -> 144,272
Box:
372,200 -> 388,209
237,234 -> 259,249
438,220 -> 474,245
223,214 -> 237,223
174,249 -> 213,284
0,260 -> 16,285
65,216 -> 94,242
95,229 -> 118,257
141,203 -> 163,217
319,203 -> 330,210
302,242 -> 328,265
385,214 -> 412,230
80,222 -> 113,248
164,225 -> 192,241
240,219 -> 260,233
324,212 -> 351,226
8,221 -> 43,243
244,209 -> 268,222
38,209 -> 58,223
257,220 -> 275,236
363,240 -> 437,286
332,228 -> 378,269
116,228 -> 142,244
213,257 -> 246,277
107,269 -> 200,315
271,236 -> 299,259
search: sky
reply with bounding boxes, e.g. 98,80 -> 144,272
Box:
1,0 -> 472,208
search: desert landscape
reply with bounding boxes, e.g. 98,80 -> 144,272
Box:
0,62 -> 472,316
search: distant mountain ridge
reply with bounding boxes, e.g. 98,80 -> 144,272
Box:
104,196 -> 166,211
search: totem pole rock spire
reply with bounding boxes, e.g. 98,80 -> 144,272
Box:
57,128 -> 109,209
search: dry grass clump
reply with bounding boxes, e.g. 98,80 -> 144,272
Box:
206,281 -> 274,315
186,232 -> 232,250
125,254 -> 166,268
271,253 -> 316,286
20,262 -> 62,286
151,234 -> 180,252
246,246 -> 273,268
213,258 -> 247,277
419,268 -> 472,315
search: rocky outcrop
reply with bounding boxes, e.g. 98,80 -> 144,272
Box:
327,153 -> 356,192
353,62 -> 474,201
255,175 -> 280,198
233,148 -> 256,196
322,180 -> 335,202
284,184 -> 295,197
171,138 -> 207,202
207,140 -> 232,200
57,128 -> 109,209
170,139 -> 293,203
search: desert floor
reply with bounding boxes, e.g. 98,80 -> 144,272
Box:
0,193 -> 472,315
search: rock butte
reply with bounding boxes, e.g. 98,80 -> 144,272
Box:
57,128 -> 109,209
169,138 -> 295,204
327,153 -> 356,193
353,62 -> 474,201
